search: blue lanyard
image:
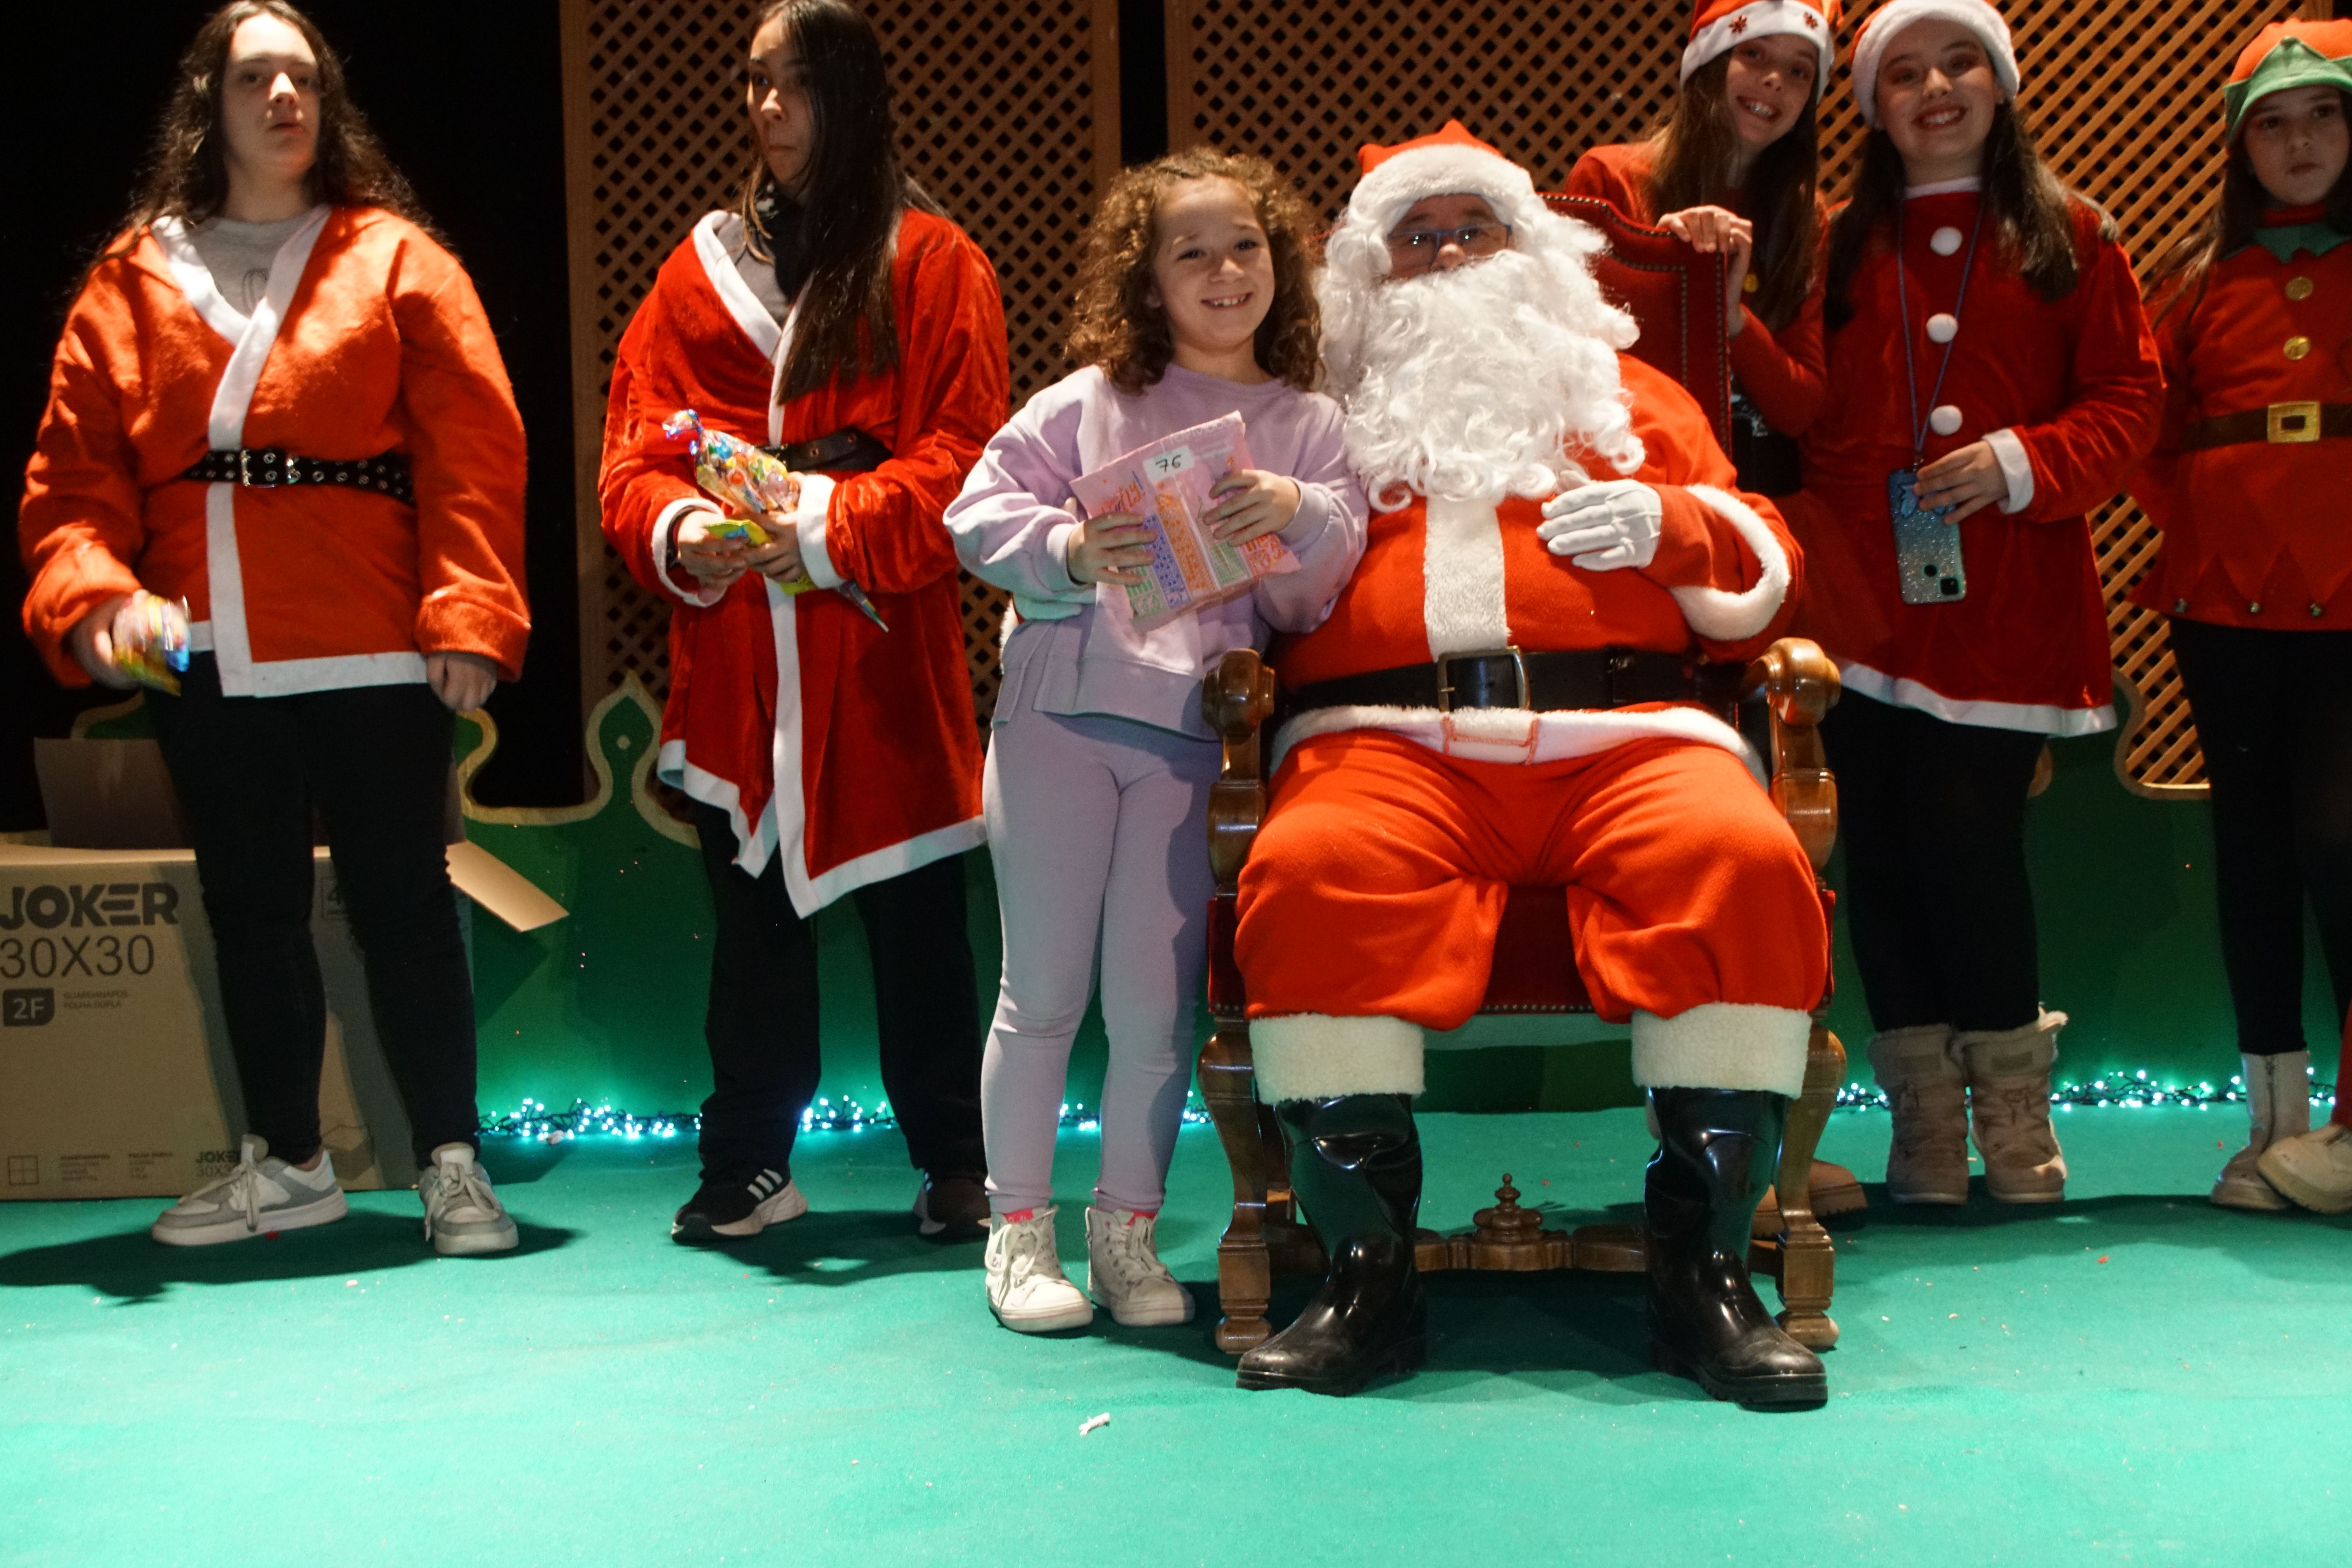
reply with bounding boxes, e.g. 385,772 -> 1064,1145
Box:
1894,199 -> 1988,466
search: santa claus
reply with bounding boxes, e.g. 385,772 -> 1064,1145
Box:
1232,124 -> 1832,1405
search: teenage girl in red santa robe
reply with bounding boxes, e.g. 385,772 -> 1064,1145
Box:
1568,0 -> 1837,497
20,2 -> 529,1255
2132,20 -> 2352,1215
1231,123 -> 1831,1406
1787,0 -> 2162,1209
598,0 -> 1009,1247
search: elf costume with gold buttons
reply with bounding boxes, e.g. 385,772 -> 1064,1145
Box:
2130,19 -> 2352,1214
1231,124 -> 1831,1406
1780,0 -> 2164,1209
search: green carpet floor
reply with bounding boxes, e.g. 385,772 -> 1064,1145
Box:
3,1105 -> 2346,1566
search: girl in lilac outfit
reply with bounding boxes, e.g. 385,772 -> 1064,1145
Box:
947,149 -> 1367,1334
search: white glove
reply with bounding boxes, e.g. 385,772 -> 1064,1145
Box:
1537,480 -> 1662,572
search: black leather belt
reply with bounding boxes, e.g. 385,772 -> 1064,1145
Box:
761,428 -> 892,472
180,447 -> 414,507
1288,646 -> 1742,716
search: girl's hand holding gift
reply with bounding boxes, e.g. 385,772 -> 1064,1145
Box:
676,511 -> 752,589
1066,510 -> 1156,586
746,511 -> 808,586
1204,468 -> 1301,546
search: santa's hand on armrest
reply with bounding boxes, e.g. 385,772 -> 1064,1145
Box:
1537,479 -> 1662,572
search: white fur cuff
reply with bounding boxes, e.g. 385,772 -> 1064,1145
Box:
1668,484 -> 1791,642
1252,1013 -> 1426,1101
1631,1003 -> 1811,1098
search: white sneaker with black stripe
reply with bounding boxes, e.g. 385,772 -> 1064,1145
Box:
671,1167 -> 807,1244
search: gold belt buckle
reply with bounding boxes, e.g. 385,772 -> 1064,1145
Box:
1434,646 -> 1528,713
2268,401 -> 2322,443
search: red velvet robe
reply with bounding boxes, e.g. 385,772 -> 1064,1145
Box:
1788,186 -> 2163,734
20,206 -> 529,693
599,208 -> 1007,913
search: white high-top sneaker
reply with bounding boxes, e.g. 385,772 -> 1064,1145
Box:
1085,1206 -> 1195,1327
151,1135 -> 347,1246
2214,1052 -> 2305,1211
984,1207 -> 1093,1333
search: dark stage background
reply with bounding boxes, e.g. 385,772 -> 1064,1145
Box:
1,1 -> 582,824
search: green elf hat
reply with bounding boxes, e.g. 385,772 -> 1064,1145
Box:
2224,20 -> 2352,139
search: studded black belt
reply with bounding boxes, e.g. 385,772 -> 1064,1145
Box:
1288,646 -> 1743,717
180,447 -> 415,507
760,428 -> 893,473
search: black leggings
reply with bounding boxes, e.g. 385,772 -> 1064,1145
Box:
692,804 -> 985,1184
2167,617 -> 2352,1055
1820,690 -> 2048,1035
150,656 -> 477,1165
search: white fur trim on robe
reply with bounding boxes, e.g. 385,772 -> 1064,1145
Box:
1670,484 -> 1790,643
1631,1002 -> 1812,1098
1252,1013 -> 1427,1101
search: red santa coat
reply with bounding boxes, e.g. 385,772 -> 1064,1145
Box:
2129,213 -> 2352,628
599,208 -> 1006,914
1271,354 -> 1798,772
1787,185 -> 2163,735
20,206 -> 529,692
1564,140 -> 1828,437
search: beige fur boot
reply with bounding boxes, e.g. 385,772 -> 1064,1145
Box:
1955,1011 -> 2069,1203
2212,1051 -> 2305,1211
1866,1024 -> 1968,1205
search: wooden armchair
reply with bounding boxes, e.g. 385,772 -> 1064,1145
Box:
1197,642 -> 1847,1355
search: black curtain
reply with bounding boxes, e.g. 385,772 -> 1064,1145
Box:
0,0 -> 583,824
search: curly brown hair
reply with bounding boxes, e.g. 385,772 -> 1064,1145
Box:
1065,148 -> 1322,394
99,1 -> 428,271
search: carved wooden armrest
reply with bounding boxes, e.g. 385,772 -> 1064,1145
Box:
1742,637 -> 1840,875
1203,648 -> 1278,894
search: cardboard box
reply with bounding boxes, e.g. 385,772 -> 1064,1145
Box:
0,738 -> 564,1201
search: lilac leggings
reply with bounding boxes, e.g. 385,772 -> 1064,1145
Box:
980,702 -> 1217,1216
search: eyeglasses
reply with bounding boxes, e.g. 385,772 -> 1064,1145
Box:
1385,222 -> 1513,272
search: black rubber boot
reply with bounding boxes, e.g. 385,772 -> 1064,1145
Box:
1646,1087 -> 1828,1410
1236,1094 -> 1427,1396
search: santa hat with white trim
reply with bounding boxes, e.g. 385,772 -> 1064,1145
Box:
1344,120 -> 1543,240
1849,0 -> 2020,127
2222,20 -> 2352,140
1682,0 -> 1842,96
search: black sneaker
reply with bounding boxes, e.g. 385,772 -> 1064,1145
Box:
912,1172 -> 989,1243
671,1168 -> 807,1245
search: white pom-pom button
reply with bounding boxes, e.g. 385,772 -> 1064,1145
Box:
1929,405 -> 1964,436
1930,226 -> 1964,256
1926,313 -> 1958,343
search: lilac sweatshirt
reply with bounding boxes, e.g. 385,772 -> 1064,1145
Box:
948,362 -> 1368,739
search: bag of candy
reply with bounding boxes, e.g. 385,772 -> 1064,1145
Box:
111,591 -> 192,695
662,409 -> 890,631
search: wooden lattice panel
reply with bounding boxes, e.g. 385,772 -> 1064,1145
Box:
1170,0 -> 2333,797
558,0 -> 1120,726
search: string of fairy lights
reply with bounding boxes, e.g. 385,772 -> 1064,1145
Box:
482,1072 -> 2338,1142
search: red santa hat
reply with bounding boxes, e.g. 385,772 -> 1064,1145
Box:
1849,0 -> 2020,127
1682,0 -> 1841,94
2223,20 -> 2352,138
1347,120 -> 1541,237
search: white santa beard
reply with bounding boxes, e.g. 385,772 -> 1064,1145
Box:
1335,249 -> 1642,511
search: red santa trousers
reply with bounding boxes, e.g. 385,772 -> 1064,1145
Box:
1234,729 -> 1829,1100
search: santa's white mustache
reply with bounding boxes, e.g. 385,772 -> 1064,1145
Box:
1336,248 -> 1641,510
